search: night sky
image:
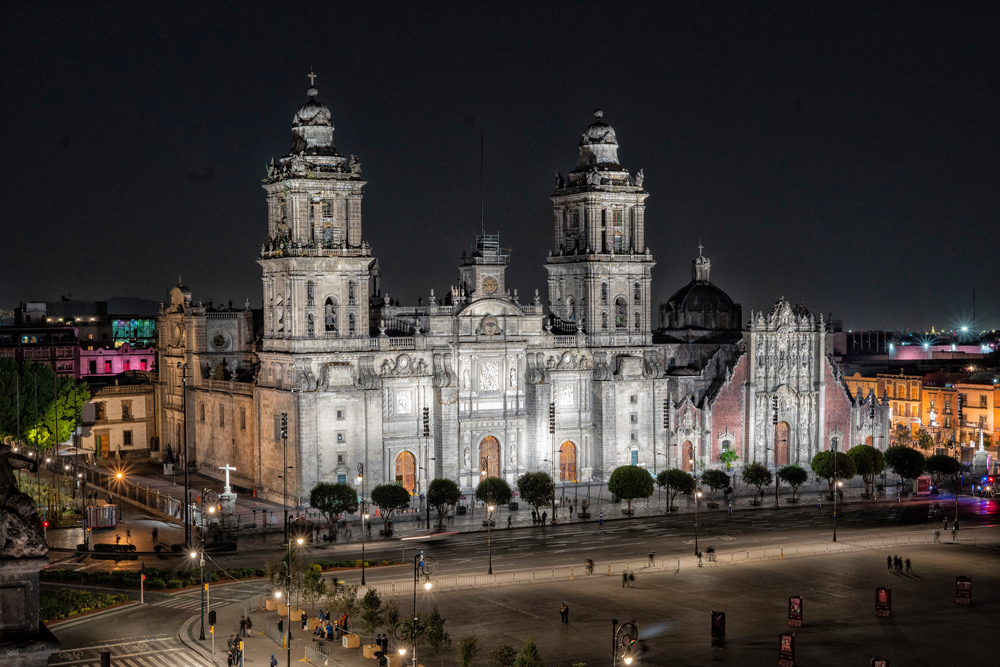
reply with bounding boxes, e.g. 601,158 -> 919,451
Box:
4,3 -> 996,332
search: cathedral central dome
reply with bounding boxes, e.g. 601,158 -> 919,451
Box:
573,109 -> 623,172
286,85 -> 340,157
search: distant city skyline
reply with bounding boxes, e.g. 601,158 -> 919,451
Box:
3,3 -> 996,331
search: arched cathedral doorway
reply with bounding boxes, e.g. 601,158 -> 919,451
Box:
775,421 -> 790,466
559,441 -> 577,482
682,441 -> 694,471
395,452 -> 416,494
478,436 -> 500,478
864,435 -> 874,447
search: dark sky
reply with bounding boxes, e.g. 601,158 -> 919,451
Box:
4,3 -> 997,332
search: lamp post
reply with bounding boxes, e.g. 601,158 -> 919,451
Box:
177,362 -> 190,546
115,472 -> 124,522
832,437 -> 839,542
611,619 -> 637,667
694,488 -> 702,555
409,551 -> 434,667
357,463 -> 366,585
190,548 -> 206,640
480,456 -> 494,574
280,413 -> 289,546
772,396 -> 780,506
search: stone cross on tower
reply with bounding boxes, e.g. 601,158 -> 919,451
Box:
218,464 -> 236,492
308,71 -> 317,86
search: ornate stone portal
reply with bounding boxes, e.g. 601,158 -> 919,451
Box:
0,443 -> 60,666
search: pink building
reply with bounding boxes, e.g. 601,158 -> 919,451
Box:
80,342 -> 156,378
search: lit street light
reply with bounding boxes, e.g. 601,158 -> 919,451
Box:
694,489 -> 702,555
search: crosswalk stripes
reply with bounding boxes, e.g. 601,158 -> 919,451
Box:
49,637 -> 210,667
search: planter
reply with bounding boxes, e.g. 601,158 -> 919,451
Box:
265,599 -> 278,611
706,502 -> 720,509
508,502 -> 519,511
577,512 -> 591,519
342,634 -> 360,649
363,644 -> 380,658
456,506 -> 467,515
621,509 -> 634,516
481,520 -> 496,527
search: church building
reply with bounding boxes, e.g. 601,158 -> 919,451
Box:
156,80 -> 890,504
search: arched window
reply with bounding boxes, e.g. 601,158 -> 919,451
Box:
601,311 -> 608,330
634,311 -> 641,330
307,313 -> 315,335
601,283 -> 608,305
611,210 -> 624,252
566,297 -> 576,321
348,312 -> 356,335
614,297 -> 627,329
322,201 -> 332,217
306,281 -> 315,306
634,282 -> 641,304
324,298 -> 338,333
348,282 -> 357,305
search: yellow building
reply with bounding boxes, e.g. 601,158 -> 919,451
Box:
844,372 -> 878,401
877,372 -> 922,434
955,376 -> 997,463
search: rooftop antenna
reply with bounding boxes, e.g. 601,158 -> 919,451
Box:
480,130 -> 485,238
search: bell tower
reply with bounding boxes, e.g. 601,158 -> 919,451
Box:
545,109 -> 654,346
258,76 -> 375,351
458,233 -> 510,301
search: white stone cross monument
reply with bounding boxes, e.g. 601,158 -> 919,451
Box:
218,464 -> 237,516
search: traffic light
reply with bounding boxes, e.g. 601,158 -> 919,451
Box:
548,402 -> 555,434
422,407 -> 430,437
141,562 -> 146,581
42,520 -> 49,528
280,413 -> 288,439
957,394 -> 963,422
209,610 -> 217,625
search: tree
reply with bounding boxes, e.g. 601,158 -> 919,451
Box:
487,643 -> 518,667
370,483 -> 411,534
358,588 -> 384,642
516,472 -> 554,516
512,637 -> 544,667
915,428 -> 935,450
458,633 -> 480,667
925,453 -> 961,486
699,469 -> 730,504
302,563 -> 327,608
810,451 -> 856,497
0,360 -> 90,449
381,600 -> 400,638
656,469 -> 695,512
328,583 -> 361,633
719,449 -> 739,470
475,477 -> 513,511
310,482 -> 359,539
741,462 -> 773,505
608,465 -> 654,514
777,465 -> 809,502
893,423 -> 913,447
884,445 -> 925,485
399,613 -> 427,654
847,445 -> 886,498
427,478 -> 461,529
424,604 -> 451,655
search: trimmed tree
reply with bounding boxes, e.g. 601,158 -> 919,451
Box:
425,604 -> 451,655
656,468 -> 695,512
427,478 -> 461,529
777,465 -> 809,502
458,633 -> 480,667
512,637 -> 544,667
700,469 -> 730,505
847,445 -> 886,499
925,453 -> 961,486
327,583 -> 361,633
516,472 -> 555,517
488,643 -> 518,667
915,428 -> 935,450
893,423 -> 913,447
358,588 -> 383,643
741,462 -> 773,505
719,449 -> 739,470
370,483 -> 411,535
810,451 -> 856,498
475,477 -> 513,521
310,482 -> 359,539
608,465 -> 654,514
884,445 -> 925,486
302,563 -> 327,609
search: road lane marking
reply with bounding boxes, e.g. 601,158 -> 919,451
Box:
483,598 -> 542,618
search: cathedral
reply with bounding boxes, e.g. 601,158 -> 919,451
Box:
156,81 -> 890,503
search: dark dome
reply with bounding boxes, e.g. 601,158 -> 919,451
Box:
658,248 -> 742,334
666,282 -> 736,313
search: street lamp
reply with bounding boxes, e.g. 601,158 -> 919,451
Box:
190,549 -> 207,640
611,619 -> 637,667
114,471 -> 124,521
772,396 -> 780,506
409,551 -> 434,667
480,456 -> 495,574
694,488 -> 702,555
357,463 -> 366,585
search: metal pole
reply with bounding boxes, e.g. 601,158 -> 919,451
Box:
182,364 -> 190,546
199,553 -> 206,640
412,553 -> 419,667
611,619 -> 618,667
359,463 -> 366,585
694,489 -> 700,555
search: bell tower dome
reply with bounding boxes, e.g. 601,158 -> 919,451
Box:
545,109 -> 654,347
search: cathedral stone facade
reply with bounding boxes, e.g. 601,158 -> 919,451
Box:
156,83 -> 889,504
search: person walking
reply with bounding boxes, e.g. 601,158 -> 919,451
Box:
541,511 -> 547,525
707,546 -> 716,563
228,634 -> 236,653
622,571 -> 628,588
151,527 -> 158,543
126,529 -> 131,544
531,509 -> 537,523
817,495 -> 822,509
301,611 -> 308,631
277,618 -> 283,634
905,558 -> 912,574
697,551 -> 703,568
628,571 -> 636,587
115,534 -> 121,545
586,558 -> 594,575
943,517 -> 949,530
887,555 -> 893,570
647,552 -> 655,567
728,502 -> 732,515
270,655 -> 278,667
559,603 -> 569,623
239,617 -> 246,636
508,515 -> 512,529
933,530 -> 941,543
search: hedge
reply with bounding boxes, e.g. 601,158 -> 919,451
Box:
41,588 -> 129,623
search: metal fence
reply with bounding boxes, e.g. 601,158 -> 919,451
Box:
359,528 -> 1000,597
304,644 -> 346,667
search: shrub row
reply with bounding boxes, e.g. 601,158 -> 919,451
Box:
41,588 -> 129,622
312,559 -> 395,569
42,566 -> 264,589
